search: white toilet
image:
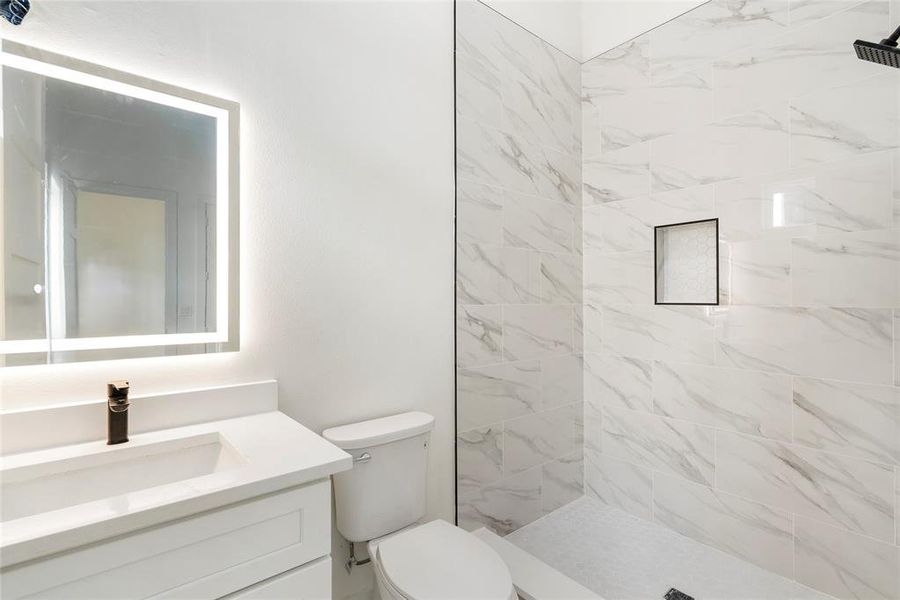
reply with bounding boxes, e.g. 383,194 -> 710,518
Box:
323,412 -> 516,600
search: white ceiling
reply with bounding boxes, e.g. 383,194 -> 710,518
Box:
481,0 -> 707,62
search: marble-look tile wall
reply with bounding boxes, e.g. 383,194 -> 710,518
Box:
582,1 -> 900,598
455,0 -> 584,535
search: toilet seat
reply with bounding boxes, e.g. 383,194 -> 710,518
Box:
374,520 -> 514,600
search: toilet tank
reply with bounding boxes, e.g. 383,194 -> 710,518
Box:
323,411 -> 434,543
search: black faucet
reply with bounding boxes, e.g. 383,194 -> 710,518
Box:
107,380 -> 130,445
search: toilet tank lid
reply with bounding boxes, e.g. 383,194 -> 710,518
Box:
322,411 -> 434,450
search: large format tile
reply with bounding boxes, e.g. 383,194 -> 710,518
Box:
795,516 -> 899,600
504,404 -> 580,474
503,304 -> 574,362
713,0 -> 888,118
584,250 -> 653,306
602,406 -> 715,485
540,252 -> 581,304
457,242 -> 539,305
583,353 -> 653,413
503,191 -> 574,253
789,0 -> 872,28
649,0 -> 790,80
457,179 -> 503,245
582,142 -> 650,204
791,73 -> 900,167
584,449 -> 652,519
793,377 -> 900,466
456,0 -> 579,107
541,353 -> 583,408
457,467 -> 543,536
715,306 -> 894,384
583,184 -> 715,253
652,361 -> 792,441
582,37 -> 650,110
542,450 -> 584,512
456,50 -> 505,130
716,151 -> 895,241
716,431 -> 895,541
651,104 -> 790,192
457,304 -> 502,367
653,473 -> 794,578
719,239 -> 791,305
582,303 -> 602,355
895,309 -> 900,386
792,228 -> 900,307
457,425 -> 503,486
605,305 -> 716,365
600,66 -> 715,152
503,78 -> 580,157
457,360 -> 540,430
457,117 -> 580,205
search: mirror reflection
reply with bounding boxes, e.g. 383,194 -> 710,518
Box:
2,47 -> 234,365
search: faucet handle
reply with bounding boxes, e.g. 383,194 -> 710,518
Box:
107,380 -> 130,408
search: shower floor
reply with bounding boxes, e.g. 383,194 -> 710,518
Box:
505,497 -> 834,600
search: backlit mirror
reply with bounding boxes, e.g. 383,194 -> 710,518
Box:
1,42 -> 239,365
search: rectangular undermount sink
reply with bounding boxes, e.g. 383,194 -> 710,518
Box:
0,432 -> 246,522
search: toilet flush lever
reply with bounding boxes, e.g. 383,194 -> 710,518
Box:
353,452 -> 371,464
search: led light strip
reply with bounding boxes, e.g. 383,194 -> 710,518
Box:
0,50 -> 232,355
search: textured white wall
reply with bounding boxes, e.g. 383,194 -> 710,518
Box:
0,2 -> 455,596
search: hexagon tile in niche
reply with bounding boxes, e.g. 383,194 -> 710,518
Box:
654,219 -> 719,305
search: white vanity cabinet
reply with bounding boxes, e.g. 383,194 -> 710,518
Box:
0,398 -> 352,600
1,480 -> 334,599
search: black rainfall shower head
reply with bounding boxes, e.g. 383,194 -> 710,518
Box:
854,24 -> 900,69
1,0 -> 29,25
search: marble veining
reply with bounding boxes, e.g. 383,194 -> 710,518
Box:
791,228 -> 900,308
457,426 -> 503,486
790,73 -> 900,167
541,353 -> 583,408
503,404 -> 580,475
585,449 -> 652,519
652,361 -> 792,441
540,253 -> 582,304
653,472 -> 794,578
584,353 -> 653,413
793,377 -> 900,466
715,306 -> 894,384
457,304 -> 502,367
574,1 -> 900,597
712,0 -> 887,118
542,450 -> 584,512
457,360 -> 541,431
716,431 -> 895,541
716,151 -> 895,241
457,468 -> 543,536
604,304 -> 716,365
602,406 -> 715,486
794,516 -> 899,600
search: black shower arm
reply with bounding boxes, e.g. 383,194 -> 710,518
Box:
883,24 -> 900,46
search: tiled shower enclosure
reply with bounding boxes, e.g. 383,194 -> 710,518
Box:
456,0 -> 900,598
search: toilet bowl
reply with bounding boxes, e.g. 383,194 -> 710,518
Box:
368,520 -> 515,600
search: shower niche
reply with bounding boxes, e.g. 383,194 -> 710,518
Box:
654,218 -> 719,305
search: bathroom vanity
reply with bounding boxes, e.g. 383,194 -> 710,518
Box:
0,382 -> 352,599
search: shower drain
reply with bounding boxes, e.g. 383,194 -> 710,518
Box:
664,588 -> 695,600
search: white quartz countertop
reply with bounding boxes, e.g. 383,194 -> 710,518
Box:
0,411 -> 352,567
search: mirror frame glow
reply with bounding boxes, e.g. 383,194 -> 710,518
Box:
0,41 -> 240,361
